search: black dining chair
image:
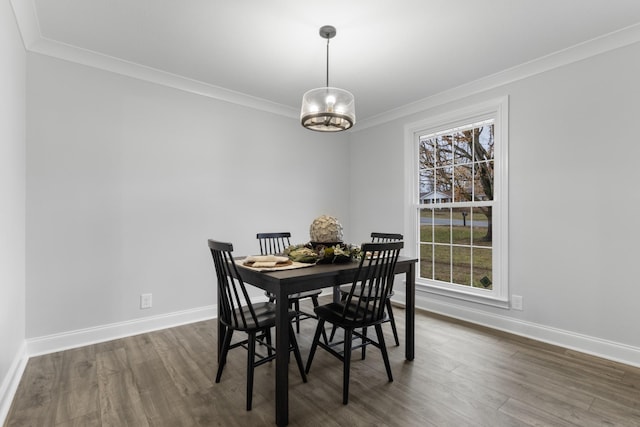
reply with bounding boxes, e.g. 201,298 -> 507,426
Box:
208,239 -> 307,411
257,232 -> 323,333
305,241 -> 403,405
331,232 -> 403,354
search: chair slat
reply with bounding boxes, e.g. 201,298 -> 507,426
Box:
256,232 -> 291,255
342,242 -> 402,325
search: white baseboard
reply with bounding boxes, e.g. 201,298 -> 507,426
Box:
0,341 -> 28,426
393,289 -> 640,368
26,305 -> 216,357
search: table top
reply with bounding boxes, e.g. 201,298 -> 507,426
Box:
237,256 -> 417,296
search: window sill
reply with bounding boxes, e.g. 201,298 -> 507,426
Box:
415,280 -> 510,309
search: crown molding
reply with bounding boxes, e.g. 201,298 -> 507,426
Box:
356,22 -> 640,131
9,0 -> 298,120
10,0 -> 39,49
10,0 -> 640,127
31,37 -> 299,119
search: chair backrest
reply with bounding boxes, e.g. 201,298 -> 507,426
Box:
371,232 -> 403,243
342,241 -> 404,325
208,239 -> 260,329
256,232 -> 291,255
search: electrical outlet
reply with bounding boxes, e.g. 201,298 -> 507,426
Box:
140,293 -> 152,309
511,294 -> 523,311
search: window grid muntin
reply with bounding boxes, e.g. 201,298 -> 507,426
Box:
419,120 -> 494,203
419,203 -> 493,290
418,119 -> 494,291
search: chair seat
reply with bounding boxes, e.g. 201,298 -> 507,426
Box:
223,302 -> 297,331
266,289 -> 322,300
314,302 -> 387,329
338,284 -> 394,299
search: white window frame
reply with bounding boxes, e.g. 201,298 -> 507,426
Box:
404,96 -> 509,308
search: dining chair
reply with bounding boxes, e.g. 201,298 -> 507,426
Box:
208,239 -> 307,411
257,232 -> 323,333
331,232 -> 403,354
305,241 -> 403,404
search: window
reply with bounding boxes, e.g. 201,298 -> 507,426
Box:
405,97 -> 508,305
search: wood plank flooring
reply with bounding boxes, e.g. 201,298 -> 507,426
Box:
5,300 -> 640,426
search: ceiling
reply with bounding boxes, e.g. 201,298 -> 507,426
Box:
16,0 -> 640,125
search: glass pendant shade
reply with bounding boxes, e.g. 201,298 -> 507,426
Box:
300,86 -> 355,132
300,25 -> 355,132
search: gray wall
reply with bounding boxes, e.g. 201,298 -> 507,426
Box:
349,41 -> 640,362
0,0 -> 26,419
4,12 -> 640,413
25,53 -> 351,338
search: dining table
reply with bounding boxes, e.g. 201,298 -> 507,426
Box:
220,255 -> 417,426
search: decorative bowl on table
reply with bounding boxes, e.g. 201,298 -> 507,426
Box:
309,215 -> 344,244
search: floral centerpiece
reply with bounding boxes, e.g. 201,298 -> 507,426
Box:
284,242 -> 361,264
284,245 -> 319,263
315,242 -> 361,264
284,215 -> 361,264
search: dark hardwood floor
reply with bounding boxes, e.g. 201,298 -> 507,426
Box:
5,298 -> 640,426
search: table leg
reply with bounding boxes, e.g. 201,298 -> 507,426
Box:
275,290 -> 290,426
332,285 -> 341,303
405,262 -> 415,361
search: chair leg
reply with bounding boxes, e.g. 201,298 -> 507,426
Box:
375,324 -> 393,383
217,324 -> 227,363
320,325 -> 329,345
288,323 -> 307,383
386,298 -> 400,346
215,328 -> 233,383
361,327 -> 368,360
311,295 -> 329,343
329,291 -> 348,342
343,328 -> 353,405
294,300 -> 301,333
246,331 -> 256,411
329,287 -> 350,342
329,324 -> 338,342
305,319 -> 325,374
264,328 -> 272,358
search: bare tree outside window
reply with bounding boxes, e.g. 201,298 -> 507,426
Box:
418,120 -> 494,289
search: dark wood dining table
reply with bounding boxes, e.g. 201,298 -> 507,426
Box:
219,256 -> 417,426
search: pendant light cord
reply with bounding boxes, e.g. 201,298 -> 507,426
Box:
326,37 -> 330,87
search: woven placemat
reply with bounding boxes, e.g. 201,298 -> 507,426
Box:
238,258 -> 315,272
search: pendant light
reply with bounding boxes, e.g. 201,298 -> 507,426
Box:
300,25 -> 356,132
